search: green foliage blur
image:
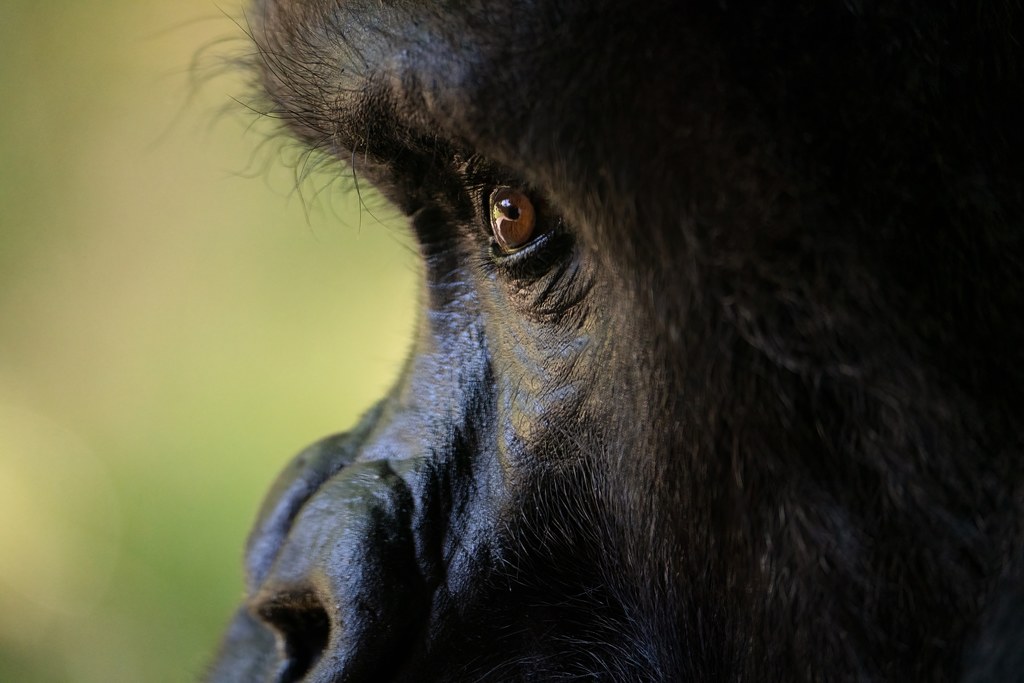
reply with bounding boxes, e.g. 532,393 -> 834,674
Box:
0,2 -> 418,681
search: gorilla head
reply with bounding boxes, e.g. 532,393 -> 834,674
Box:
208,1 -> 1024,680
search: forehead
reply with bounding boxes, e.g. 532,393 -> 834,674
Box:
252,1 -> 738,272
255,2 -> 699,158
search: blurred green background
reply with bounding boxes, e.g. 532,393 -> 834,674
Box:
0,2 -> 417,681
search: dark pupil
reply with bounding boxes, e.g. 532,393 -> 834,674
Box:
499,199 -> 520,220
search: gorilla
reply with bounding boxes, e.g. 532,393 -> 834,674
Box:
208,1 -> 1024,680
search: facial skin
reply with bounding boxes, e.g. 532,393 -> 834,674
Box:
207,2 -> 1024,681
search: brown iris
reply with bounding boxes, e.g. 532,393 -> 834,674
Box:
489,187 -> 537,253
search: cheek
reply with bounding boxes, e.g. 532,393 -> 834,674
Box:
487,315 -> 594,466
468,210 -> 606,465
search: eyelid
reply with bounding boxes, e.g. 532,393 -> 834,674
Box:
490,227 -> 556,263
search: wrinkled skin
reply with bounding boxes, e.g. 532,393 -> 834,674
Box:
208,1 -> 1024,681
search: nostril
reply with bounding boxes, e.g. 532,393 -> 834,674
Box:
257,591 -> 331,682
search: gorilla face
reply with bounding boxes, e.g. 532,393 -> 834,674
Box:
208,1 -> 1024,681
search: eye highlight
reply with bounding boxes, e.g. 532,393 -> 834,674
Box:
489,187 -> 538,253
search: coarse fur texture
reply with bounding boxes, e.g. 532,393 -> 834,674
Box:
208,1 -> 1024,681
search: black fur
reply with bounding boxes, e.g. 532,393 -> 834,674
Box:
208,1 -> 1024,680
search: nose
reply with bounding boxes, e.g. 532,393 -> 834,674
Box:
255,589 -> 329,682
253,457 -> 431,681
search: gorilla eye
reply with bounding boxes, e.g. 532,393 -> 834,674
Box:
489,187 -> 539,253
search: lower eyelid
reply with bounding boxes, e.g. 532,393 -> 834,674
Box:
490,230 -> 550,261
489,226 -> 572,278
